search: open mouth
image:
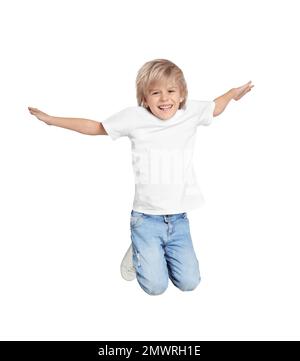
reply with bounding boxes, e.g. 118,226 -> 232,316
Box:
158,104 -> 173,112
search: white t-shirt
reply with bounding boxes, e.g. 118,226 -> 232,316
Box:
101,99 -> 215,215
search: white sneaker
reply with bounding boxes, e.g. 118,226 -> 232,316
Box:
120,244 -> 136,281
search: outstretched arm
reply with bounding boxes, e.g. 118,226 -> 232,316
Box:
28,107 -> 107,135
213,81 -> 254,117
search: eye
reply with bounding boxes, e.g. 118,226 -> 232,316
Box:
151,90 -> 176,95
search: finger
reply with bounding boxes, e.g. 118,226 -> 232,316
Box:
242,81 -> 252,89
240,88 -> 251,98
238,89 -> 250,99
243,81 -> 251,86
239,83 -> 250,91
240,88 -> 249,95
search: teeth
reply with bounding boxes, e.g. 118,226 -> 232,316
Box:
159,105 -> 173,110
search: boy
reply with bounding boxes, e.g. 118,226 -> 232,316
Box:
28,59 -> 254,295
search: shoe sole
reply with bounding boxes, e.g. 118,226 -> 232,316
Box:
120,244 -> 136,281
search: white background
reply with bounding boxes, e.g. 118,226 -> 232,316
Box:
0,0 -> 299,341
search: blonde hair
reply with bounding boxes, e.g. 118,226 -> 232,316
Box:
136,59 -> 188,110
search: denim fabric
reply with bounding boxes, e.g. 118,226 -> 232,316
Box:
130,210 -> 201,295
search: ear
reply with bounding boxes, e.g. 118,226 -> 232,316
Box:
143,96 -> 149,108
179,90 -> 184,103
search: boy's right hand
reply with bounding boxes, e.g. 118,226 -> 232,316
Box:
28,107 -> 52,125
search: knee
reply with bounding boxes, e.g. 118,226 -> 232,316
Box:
176,275 -> 201,292
140,279 -> 168,296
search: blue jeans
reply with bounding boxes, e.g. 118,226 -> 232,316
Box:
130,210 -> 201,295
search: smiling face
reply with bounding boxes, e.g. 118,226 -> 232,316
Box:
143,78 -> 184,120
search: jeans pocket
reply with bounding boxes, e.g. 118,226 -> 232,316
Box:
130,212 -> 144,229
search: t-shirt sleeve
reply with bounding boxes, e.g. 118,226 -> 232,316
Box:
194,100 -> 216,126
101,107 -> 134,141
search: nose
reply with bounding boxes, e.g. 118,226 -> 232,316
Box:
160,91 -> 169,102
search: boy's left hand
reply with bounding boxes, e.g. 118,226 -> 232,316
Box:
232,81 -> 254,101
